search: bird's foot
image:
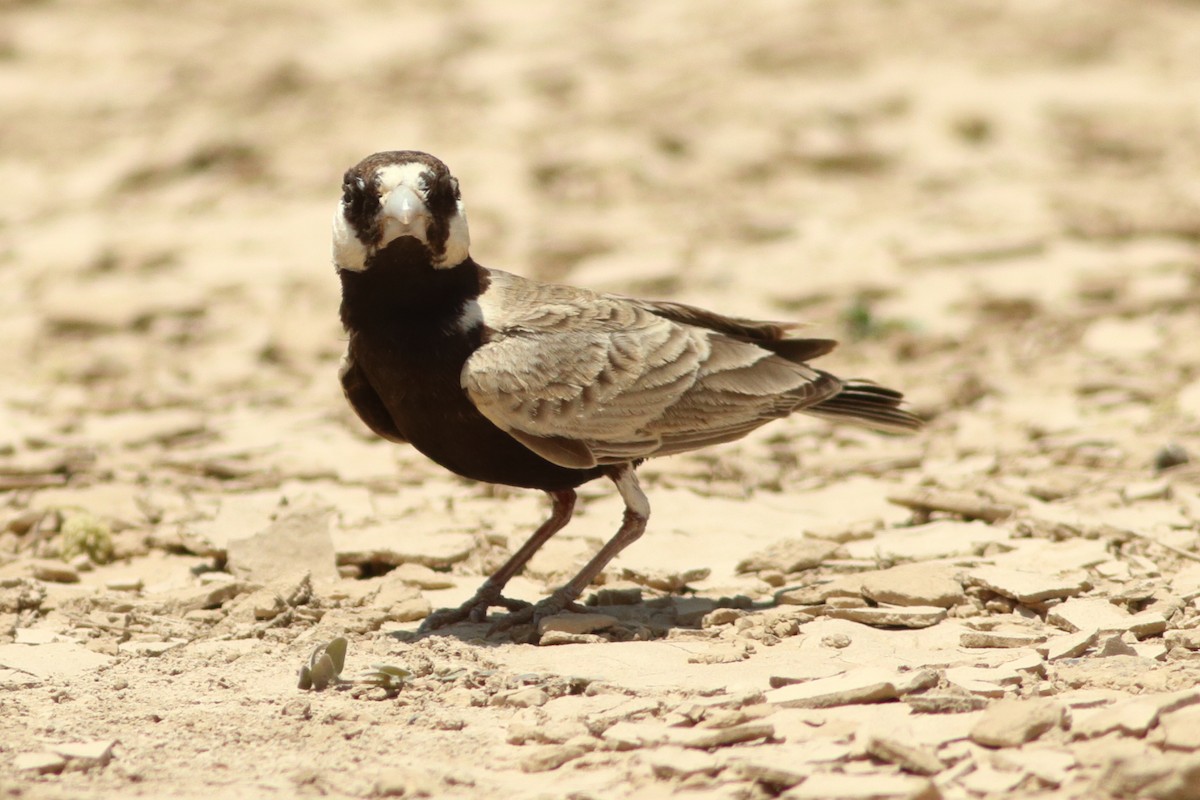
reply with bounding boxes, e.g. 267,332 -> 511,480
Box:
419,585 -> 531,633
488,592 -> 588,638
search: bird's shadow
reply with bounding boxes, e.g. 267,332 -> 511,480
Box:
387,594 -> 776,647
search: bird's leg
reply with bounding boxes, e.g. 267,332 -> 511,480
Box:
494,465 -> 649,634
419,489 -> 576,632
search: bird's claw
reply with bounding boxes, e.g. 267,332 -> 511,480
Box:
419,591 -> 532,633
488,596 -> 588,637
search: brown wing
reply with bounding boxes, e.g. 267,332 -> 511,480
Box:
461,271 -> 843,469
339,349 -> 407,444
635,299 -> 839,362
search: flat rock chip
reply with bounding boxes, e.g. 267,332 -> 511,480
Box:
965,566 -> 1088,603
1047,598 -> 1166,638
992,748 -> 1076,787
960,630 -> 1046,648
27,559 -> 81,584
767,667 -> 936,709
864,734 -> 944,775
828,605 -> 947,629
1159,704 -> 1200,751
226,506 -> 338,584
860,564 -> 964,608
333,525 -> 476,569
845,520 -> 1012,562
737,538 -> 843,574
783,772 -> 941,800
663,721 -> 774,749
1074,688 -> 1200,739
647,746 -> 720,779
52,739 -> 117,769
538,612 -> 618,635
1039,628 -> 1099,660
970,698 -> 1064,747
14,752 -> 67,774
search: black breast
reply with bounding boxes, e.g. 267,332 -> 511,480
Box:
340,241 -> 605,491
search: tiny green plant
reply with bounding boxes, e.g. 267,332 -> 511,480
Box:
297,638 -> 410,694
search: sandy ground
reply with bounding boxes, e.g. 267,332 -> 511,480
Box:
4,1 -> 1200,798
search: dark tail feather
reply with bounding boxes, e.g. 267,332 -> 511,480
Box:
805,379 -> 922,433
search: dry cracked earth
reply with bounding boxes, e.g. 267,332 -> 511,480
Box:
4,2 -> 1200,799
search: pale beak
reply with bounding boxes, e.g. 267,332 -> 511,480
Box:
381,184 -> 429,239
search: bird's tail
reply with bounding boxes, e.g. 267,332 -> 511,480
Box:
804,379 -> 923,434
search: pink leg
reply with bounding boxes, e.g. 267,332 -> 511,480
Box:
420,489 -> 576,632
493,465 -> 649,635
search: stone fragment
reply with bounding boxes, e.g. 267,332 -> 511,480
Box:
619,566 -> 709,592
1160,705 -> 1200,751
737,538 -> 843,574
863,733 -> 944,775
844,520 -> 1011,561
905,693 -> 988,714
827,605 -> 946,628
602,720 -> 671,749
1038,628 -> 1099,660
507,718 -> 589,746
729,753 -> 807,788
702,607 -> 745,627
647,746 -> 719,779
1047,598 -> 1166,638
961,765 -> 1024,794
387,563 -> 454,589
662,721 -> 773,749
671,596 -> 717,625
1097,749 -> 1200,800
944,665 -> 1022,697
1074,689 -> 1200,739
538,612 -> 617,636
782,772 -> 940,800
52,739 -> 116,770
959,630 -> 1046,649
539,631 -> 606,646
26,559 -> 79,583
1164,630 -> 1200,650
226,506 -> 338,584
970,699 -> 1064,747
991,748 -> 1076,786
496,687 -> 549,709
1081,318 -> 1161,358
859,564 -> 965,608
1122,480 -> 1171,502
373,767 -> 441,797
766,667 -> 935,709
1094,633 -> 1137,657
14,752 -> 66,774
519,740 -> 593,773
334,526 -> 475,569
965,566 -> 1087,604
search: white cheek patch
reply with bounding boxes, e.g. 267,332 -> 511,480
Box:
435,201 -> 471,269
331,204 -> 368,272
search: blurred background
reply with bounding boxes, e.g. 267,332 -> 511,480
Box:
5,4 -> 1200,794
2,0 -> 1199,512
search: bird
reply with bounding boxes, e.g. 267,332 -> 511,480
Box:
332,150 -> 921,635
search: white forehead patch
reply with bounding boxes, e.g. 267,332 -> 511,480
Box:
376,161 -> 432,194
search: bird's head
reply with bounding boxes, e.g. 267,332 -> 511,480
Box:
332,151 -> 471,272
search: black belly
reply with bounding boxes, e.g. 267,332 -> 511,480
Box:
348,332 -> 605,492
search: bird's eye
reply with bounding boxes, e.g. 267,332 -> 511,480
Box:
341,173 -> 380,229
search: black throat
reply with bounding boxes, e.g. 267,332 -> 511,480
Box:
339,237 -> 487,333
